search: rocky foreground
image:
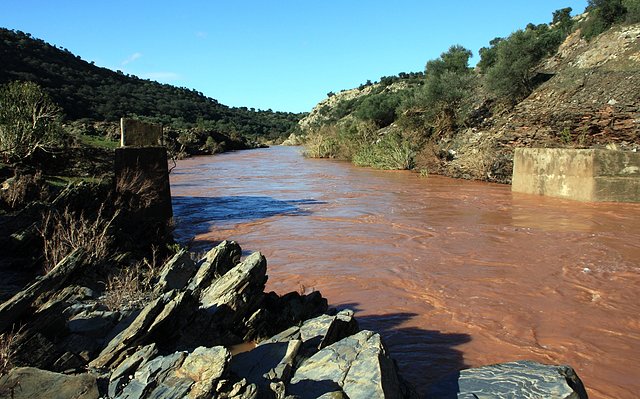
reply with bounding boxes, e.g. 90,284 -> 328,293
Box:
0,241 -> 588,398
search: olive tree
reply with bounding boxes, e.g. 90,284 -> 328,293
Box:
0,81 -> 64,162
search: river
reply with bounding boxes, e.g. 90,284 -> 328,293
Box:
170,146 -> 640,399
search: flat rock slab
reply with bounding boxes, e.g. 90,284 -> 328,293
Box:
426,360 -> 588,399
0,367 -> 99,399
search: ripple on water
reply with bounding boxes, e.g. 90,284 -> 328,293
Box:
171,147 -> 640,399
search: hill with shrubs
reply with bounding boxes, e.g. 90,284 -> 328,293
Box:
0,27 -> 304,157
300,0 -> 640,183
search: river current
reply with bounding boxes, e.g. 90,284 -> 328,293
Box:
170,146 -> 640,398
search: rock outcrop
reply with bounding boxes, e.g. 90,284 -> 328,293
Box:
0,240 -> 589,398
427,360 -> 588,399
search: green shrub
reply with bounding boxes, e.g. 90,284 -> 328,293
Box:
623,0 -> 640,22
0,81 -> 65,162
353,92 -> 403,128
582,0 -> 632,39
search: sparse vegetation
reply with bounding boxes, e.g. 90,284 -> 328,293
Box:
304,3 -> 639,181
0,325 -> 24,376
39,205 -> 116,272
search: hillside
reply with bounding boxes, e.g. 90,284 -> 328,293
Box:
299,6 -> 640,183
0,28 -> 302,142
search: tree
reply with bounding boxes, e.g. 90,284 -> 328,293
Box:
0,81 -> 65,162
552,7 -> 574,34
484,22 -> 566,104
422,45 -> 476,132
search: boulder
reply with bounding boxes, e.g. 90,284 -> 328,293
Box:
0,367 -> 99,399
289,330 -> 407,399
426,360 -> 589,399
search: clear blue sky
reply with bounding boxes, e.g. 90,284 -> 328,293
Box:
2,1 -> 588,113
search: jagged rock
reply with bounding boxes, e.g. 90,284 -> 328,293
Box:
230,339 -> 301,392
216,378 -> 258,399
0,249 -> 85,332
289,330 -> 407,399
117,351 -> 189,399
115,346 -> 230,399
176,252 -> 267,349
243,291 -> 329,342
426,360 -> 589,399
188,240 -> 242,293
0,367 -> 99,399
154,249 -> 197,294
91,290 -> 189,369
198,251 -> 266,311
263,309 -> 359,365
177,346 -> 231,399
108,344 -> 158,397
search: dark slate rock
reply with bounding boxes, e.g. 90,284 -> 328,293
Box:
426,360 -> 589,399
154,249 -> 197,294
289,330 -> 406,399
188,240 -> 242,293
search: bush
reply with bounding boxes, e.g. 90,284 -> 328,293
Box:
353,92 -> 403,128
353,132 -> 415,170
0,82 -> 65,162
39,205 -> 116,272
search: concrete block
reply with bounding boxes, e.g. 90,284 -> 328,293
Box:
512,148 -> 640,202
120,118 -> 163,147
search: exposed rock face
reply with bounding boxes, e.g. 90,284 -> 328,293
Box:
0,241 -> 589,399
427,360 -> 589,399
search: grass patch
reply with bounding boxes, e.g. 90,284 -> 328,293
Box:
75,133 -> 119,149
44,175 -> 106,188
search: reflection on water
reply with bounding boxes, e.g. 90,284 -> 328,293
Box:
171,146 -> 640,399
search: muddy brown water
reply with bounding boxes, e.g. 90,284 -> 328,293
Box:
170,146 -> 640,398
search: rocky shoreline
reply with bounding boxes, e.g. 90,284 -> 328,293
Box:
0,239 -> 589,398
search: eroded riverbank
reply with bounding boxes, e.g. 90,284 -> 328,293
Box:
171,146 -> 640,398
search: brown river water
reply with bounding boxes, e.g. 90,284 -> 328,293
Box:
170,146 -> 640,398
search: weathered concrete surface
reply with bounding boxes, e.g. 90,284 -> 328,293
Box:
120,118 -> 163,147
512,148 -> 640,202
